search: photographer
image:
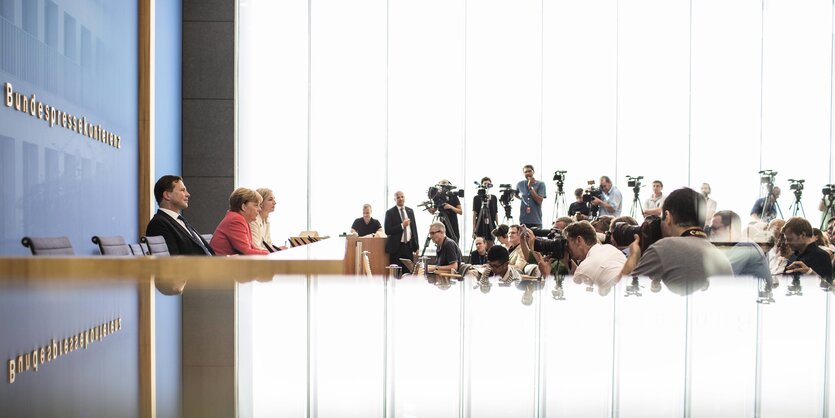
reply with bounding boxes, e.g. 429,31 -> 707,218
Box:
750,186 -> 781,222
567,188 -> 590,217
819,189 -> 835,229
621,187 -> 733,286
564,221 -> 626,294
517,165 -> 547,229
642,180 -> 665,217
427,179 -> 463,243
472,176 -> 499,245
592,176 -> 622,217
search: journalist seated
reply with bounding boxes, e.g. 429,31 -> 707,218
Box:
485,245 -> 524,284
211,188 -> 270,256
427,222 -> 463,275
470,237 -> 489,265
781,217 -> 833,282
621,187 -> 733,293
563,221 -> 625,294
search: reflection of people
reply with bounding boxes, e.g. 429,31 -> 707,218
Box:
472,177 -> 498,244
428,222 -> 463,274
516,165 -> 546,229
750,187 -> 781,222
211,188 -> 270,256
701,183 -> 717,228
385,191 -> 419,269
351,204 -> 384,237
428,179 -> 462,243
592,176 -> 622,217
146,175 -> 214,255
782,217 -> 833,281
251,188 -> 288,252
709,210 -> 770,280
621,187 -> 732,293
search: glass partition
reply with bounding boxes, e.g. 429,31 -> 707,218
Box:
238,273 -> 835,417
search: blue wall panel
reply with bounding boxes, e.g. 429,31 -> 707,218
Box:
0,0 -> 138,255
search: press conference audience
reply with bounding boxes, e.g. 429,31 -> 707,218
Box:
428,222 -> 463,274
766,219 -> 790,278
472,177 -> 499,245
701,183 -> 717,228
563,221 -> 626,295
751,186 -> 781,222
211,188 -> 270,256
385,191 -> 419,269
517,165 -> 546,229
708,210 -> 770,281
146,175 -> 214,255
592,176 -> 622,217
351,203 -> 384,237
492,224 -> 510,248
427,179 -> 463,243
568,188 -> 590,217
251,188 -> 288,252
642,180 -> 665,217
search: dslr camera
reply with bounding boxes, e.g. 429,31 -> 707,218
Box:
529,228 -> 567,259
607,215 -> 664,254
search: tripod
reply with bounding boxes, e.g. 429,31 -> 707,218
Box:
420,209 -> 457,257
469,194 -> 497,254
821,195 -> 835,229
552,181 -> 567,218
789,190 -> 805,217
501,203 -> 514,224
629,187 -> 644,219
760,182 -> 782,222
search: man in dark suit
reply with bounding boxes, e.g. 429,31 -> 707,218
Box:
146,175 -> 214,255
385,190 -> 419,269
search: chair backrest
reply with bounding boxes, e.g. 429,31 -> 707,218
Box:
201,234 -> 212,244
21,236 -> 75,256
91,235 -> 133,256
140,236 -> 170,256
129,243 -> 148,256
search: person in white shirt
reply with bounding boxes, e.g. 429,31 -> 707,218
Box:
701,183 -> 717,228
250,188 -> 287,252
643,180 -> 665,217
563,220 -> 626,295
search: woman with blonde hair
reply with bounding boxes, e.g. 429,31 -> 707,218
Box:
251,188 -> 288,252
211,188 -> 270,256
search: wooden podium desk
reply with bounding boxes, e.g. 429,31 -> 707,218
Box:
343,236 -> 389,275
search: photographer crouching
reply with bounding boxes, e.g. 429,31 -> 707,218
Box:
562,221 -> 626,295
620,187 -> 733,293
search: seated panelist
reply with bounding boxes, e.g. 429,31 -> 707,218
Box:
351,204 -> 384,237
211,188 -> 270,256
251,188 -> 288,252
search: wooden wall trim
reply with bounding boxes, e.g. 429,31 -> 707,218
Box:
139,0 -> 154,240
139,1 -> 155,417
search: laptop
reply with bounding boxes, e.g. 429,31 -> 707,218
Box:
399,258 -> 417,274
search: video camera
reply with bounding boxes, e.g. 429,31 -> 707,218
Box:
823,184 -> 835,196
607,215 -> 664,254
759,169 -> 777,188
475,181 -> 493,199
498,184 -> 517,206
553,170 -> 567,193
582,180 -> 603,203
626,175 -> 643,188
788,178 -> 804,199
423,183 -> 464,210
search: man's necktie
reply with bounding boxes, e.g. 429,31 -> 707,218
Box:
179,215 -> 212,255
399,207 -> 410,243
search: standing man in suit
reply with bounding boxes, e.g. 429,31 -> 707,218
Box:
385,190 -> 419,269
146,175 -> 214,255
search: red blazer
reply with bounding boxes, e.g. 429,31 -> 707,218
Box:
210,211 -> 269,256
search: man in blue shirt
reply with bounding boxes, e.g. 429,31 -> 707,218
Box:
516,165 -> 547,229
592,175 -> 622,217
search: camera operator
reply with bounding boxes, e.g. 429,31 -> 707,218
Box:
642,180 -> 665,217
750,186 -> 781,222
517,165 -> 547,229
427,222 -> 463,274
568,188 -> 590,217
427,179 -> 463,243
592,176 -> 623,217
781,217 -> 833,281
472,177 -> 499,246
819,185 -> 835,228
563,221 -> 626,293
708,210 -> 770,281
621,187 -> 733,288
